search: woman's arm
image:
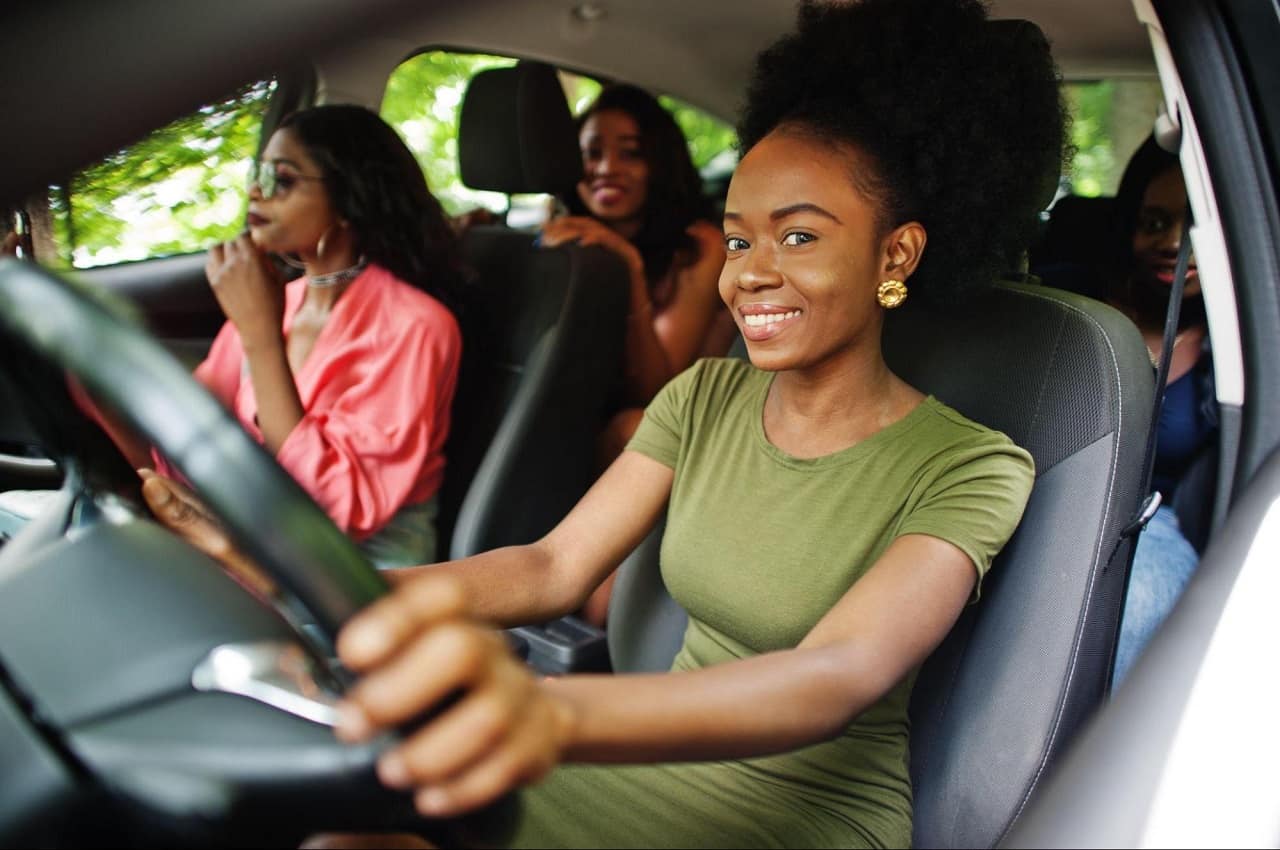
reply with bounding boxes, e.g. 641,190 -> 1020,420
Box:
386,450 -> 674,625
140,448 -> 675,628
337,532 -> 976,816
619,221 -> 728,403
540,217 -> 727,404
649,220 -> 730,373
547,534 -> 974,762
204,235 -> 305,452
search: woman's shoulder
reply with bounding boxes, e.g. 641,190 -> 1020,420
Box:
683,355 -> 761,390
912,397 -> 1035,473
655,356 -> 760,408
366,264 -> 461,335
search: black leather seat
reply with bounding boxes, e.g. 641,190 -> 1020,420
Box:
885,284 -> 1152,847
1029,193 -> 1117,300
437,61 -> 631,559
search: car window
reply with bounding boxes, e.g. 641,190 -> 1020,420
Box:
1064,79 -> 1164,196
41,80 -> 277,269
380,50 -> 737,226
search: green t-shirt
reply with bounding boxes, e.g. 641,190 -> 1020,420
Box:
465,358 -> 1034,849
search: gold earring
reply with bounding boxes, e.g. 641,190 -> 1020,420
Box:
316,222 -> 346,261
316,226 -> 333,261
877,279 -> 908,309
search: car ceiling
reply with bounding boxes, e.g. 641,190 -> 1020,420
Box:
318,0 -> 1157,120
1,0 -> 1154,206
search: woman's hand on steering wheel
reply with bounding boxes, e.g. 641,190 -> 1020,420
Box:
139,468 -> 279,601
143,466 -> 576,818
334,574 -> 577,818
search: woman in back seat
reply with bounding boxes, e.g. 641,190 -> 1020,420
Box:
1106,135 -> 1216,687
540,85 -> 738,624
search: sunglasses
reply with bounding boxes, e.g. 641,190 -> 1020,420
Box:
247,160 -> 324,199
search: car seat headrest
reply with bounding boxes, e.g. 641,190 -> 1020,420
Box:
1035,194 -> 1117,267
458,60 -> 582,195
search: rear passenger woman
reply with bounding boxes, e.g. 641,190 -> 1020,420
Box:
1107,136 -> 1215,687
190,104 -> 463,567
541,85 -> 737,624
543,85 -> 737,453
147,1 -> 1062,845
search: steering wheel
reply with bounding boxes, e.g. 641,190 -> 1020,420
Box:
0,259 -> 416,845
0,258 -> 388,640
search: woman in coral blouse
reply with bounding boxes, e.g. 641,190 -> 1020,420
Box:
184,104 -> 463,567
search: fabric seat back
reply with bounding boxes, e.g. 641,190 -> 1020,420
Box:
441,230 -> 628,556
437,60 -> 631,557
882,283 -> 1153,848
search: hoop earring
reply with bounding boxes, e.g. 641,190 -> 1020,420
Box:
877,279 -> 908,309
315,224 -> 336,262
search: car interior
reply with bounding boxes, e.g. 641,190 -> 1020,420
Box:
2,0 -> 1279,846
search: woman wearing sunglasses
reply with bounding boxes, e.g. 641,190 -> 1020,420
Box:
188,104 -> 464,567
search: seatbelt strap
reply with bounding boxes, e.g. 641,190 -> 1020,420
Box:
1120,224 -> 1193,538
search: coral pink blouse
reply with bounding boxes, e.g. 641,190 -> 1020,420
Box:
190,264 -> 461,540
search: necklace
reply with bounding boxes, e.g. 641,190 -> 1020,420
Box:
308,256 -> 368,289
1147,331 -> 1188,368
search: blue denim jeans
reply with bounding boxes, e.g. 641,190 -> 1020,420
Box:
1112,504 -> 1200,689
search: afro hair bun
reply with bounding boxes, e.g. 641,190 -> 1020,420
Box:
737,0 -> 1068,303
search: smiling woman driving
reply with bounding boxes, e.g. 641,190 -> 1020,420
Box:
147,0 -> 1064,846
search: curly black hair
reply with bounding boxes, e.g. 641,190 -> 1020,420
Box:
280,105 -> 464,313
737,0 -> 1068,302
563,85 -> 714,300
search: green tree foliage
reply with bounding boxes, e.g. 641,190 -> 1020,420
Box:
659,95 -> 738,174
51,80 -> 275,268
1067,81 -> 1117,197
380,52 -> 518,216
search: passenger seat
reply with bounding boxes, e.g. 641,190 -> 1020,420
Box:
437,61 -> 631,564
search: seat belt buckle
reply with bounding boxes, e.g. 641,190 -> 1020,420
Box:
1121,490 -> 1163,539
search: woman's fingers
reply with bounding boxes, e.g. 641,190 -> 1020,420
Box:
138,468 -> 278,599
537,219 -> 577,248
341,618 -> 500,737
334,573 -> 574,814
337,573 -> 468,672
539,216 -> 600,247
410,696 -> 564,817
378,661 -> 529,787
336,579 -> 572,813
140,470 -> 232,558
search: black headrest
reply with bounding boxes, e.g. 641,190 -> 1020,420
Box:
458,61 -> 582,195
1035,194 -> 1117,267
